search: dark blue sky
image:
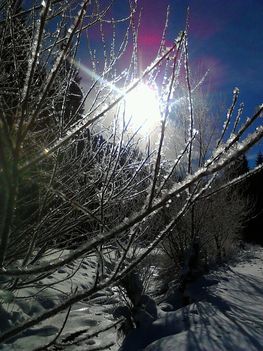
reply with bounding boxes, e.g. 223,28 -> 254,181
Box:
137,1 -> 262,103
173,0 -> 263,108
87,0 -> 263,165
136,0 -> 263,164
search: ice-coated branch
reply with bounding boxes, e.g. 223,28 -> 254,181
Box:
1,122 -> 263,278
18,34 -> 185,173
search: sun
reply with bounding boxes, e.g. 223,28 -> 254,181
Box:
124,83 -> 161,133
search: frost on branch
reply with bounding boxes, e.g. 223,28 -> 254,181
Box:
0,1 -> 262,349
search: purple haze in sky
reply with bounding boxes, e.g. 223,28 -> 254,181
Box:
87,0 -> 263,163
137,0 -> 263,161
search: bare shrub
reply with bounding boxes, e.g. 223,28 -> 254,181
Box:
0,1 -> 263,348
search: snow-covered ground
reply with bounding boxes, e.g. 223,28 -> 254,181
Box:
1,246 -> 263,350
120,245 -> 263,351
0,251 -> 122,351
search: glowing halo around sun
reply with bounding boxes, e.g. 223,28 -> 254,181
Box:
124,83 -> 161,133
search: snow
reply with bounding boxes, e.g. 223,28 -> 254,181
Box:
1,246 -> 263,350
0,252 -> 121,350
120,246 -> 263,351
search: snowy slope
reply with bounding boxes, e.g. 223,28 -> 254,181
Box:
121,246 -> 263,351
0,252 -> 121,351
1,246 -> 263,351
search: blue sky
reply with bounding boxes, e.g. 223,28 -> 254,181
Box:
136,0 -> 263,164
22,1 -> 263,163
136,1 -> 262,103
84,0 -> 263,165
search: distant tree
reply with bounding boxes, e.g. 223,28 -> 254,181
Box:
244,151 -> 263,244
225,154 -> 249,182
256,151 -> 263,166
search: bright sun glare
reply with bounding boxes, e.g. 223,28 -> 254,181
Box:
124,83 -> 161,133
